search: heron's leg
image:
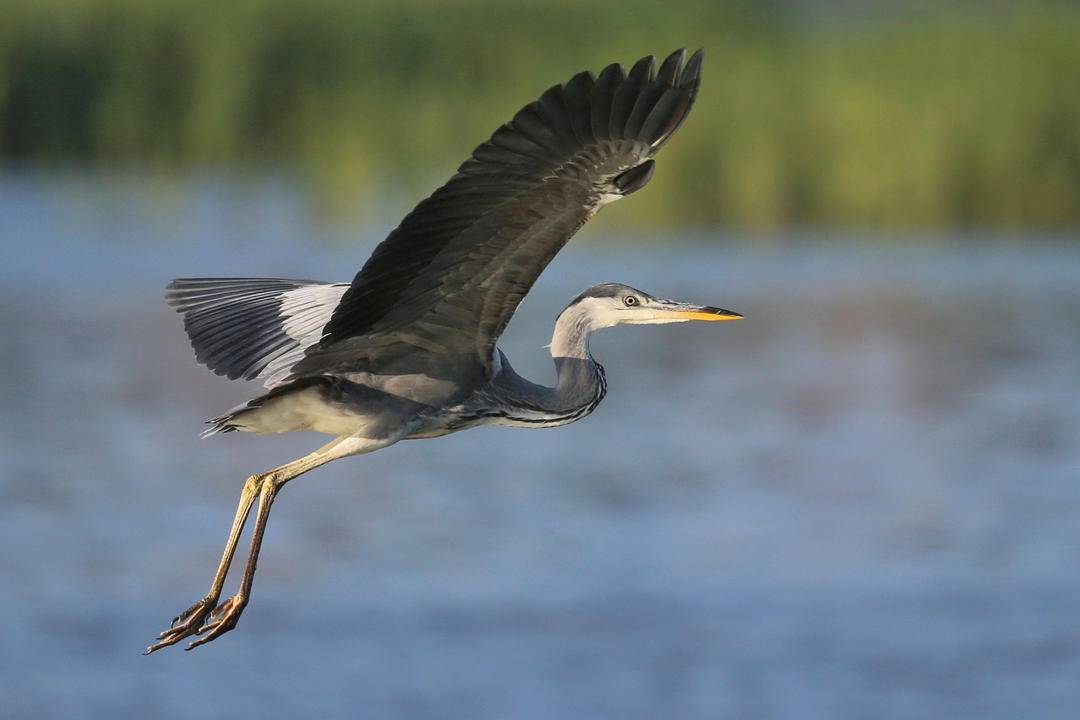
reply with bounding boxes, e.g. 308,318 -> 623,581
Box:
184,434 -> 382,650
145,434 -> 374,655
144,475 -> 260,654
184,469 -> 283,649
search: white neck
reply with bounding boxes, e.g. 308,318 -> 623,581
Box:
550,298 -> 616,359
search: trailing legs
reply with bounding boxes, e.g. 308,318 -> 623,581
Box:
145,434 -> 380,653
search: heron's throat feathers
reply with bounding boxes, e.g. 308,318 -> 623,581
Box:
550,299 -> 612,360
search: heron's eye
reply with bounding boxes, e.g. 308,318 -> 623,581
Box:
623,295 -> 638,307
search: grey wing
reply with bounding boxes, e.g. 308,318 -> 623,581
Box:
292,48 -> 704,381
166,278 -> 349,388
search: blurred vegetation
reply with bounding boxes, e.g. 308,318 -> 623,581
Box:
1,0 -> 1079,230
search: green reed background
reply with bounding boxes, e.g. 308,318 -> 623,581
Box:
2,0 -> 1078,230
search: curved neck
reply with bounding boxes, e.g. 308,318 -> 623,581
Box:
545,303 -> 606,416
481,305 -> 607,426
550,301 -> 603,360
487,348 -> 605,426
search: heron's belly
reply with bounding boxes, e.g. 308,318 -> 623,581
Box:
402,409 -> 485,439
231,386 -> 377,436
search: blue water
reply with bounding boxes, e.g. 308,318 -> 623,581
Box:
1,175 -> 1079,719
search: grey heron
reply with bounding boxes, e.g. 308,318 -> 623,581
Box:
146,47 -> 740,654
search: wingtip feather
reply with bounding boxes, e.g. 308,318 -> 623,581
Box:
591,63 -> 624,140
656,48 -> 686,85
679,48 -> 705,93
563,70 -> 596,146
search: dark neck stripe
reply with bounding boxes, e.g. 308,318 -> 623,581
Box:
459,363 -> 606,428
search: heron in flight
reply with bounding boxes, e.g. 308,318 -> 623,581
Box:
146,48 -> 740,654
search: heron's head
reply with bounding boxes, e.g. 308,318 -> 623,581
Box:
563,282 -> 742,329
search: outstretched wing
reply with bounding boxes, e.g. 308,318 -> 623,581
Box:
293,48 -> 703,381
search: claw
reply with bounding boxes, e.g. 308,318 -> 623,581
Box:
186,595 -> 246,650
144,596 -> 217,655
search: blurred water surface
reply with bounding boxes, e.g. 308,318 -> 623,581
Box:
1,176 -> 1079,719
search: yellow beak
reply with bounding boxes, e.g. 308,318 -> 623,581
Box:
662,303 -> 743,321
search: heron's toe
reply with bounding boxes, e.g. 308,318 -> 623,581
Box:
186,594 -> 247,650
144,596 -> 217,654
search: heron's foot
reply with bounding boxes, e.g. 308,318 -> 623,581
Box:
186,594 -> 248,650
144,596 -> 218,655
